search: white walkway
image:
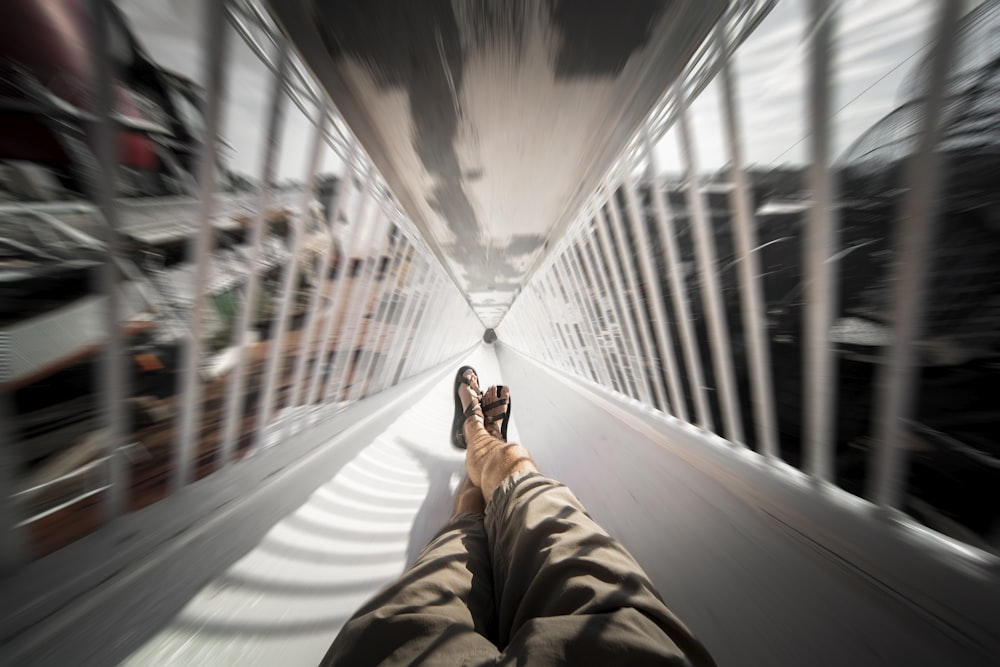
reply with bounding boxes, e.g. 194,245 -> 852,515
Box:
123,347 -> 514,665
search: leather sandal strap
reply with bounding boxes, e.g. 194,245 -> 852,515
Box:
481,398 -> 509,413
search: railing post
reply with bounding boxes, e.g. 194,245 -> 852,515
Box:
542,271 -> 587,378
604,185 -> 668,411
173,0 -> 231,488
581,231 -> 633,395
715,25 -> 779,458
347,234 -> 411,401
303,166 -> 373,411
380,256 -> 432,387
622,172 -> 686,418
323,207 -> 394,403
560,250 -> 613,387
218,46 -> 290,460
398,273 -> 441,381
870,0 -> 959,508
286,130 -> 350,429
676,88 -> 745,444
363,243 -> 414,396
594,206 -> 650,403
646,142 -> 712,429
89,0 -> 129,517
803,0 -> 838,479
253,108 -> 329,448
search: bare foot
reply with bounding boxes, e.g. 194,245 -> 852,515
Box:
481,384 -> 510,440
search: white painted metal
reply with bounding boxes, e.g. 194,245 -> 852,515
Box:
559,252 -> 608,386
349,241 -> 412,401
646,142 -> 712,429
803,0 -> 838,480
715,26 -> 778,458
378,258 -> 432,388
604,187 -> 667,411
303,168 -> 373,409
622,172 -> 686,420
593,207 -> 651,404
254,109 -> 329,446
563,244 -> 617,389
323,208 -> 394,404
173,0 -> 230,489
287,148 -> 353,430
344,230 -> 405,403
89,0 -> 127,519
578,231 -> 631,395
220,40 -> 288,467
676,92 -> 745,445
870,0 -> 960,508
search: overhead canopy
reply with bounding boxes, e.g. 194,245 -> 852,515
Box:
269,0 -> 725,327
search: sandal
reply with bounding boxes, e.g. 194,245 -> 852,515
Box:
451,366 -> 483,449
481,385 -> 511,441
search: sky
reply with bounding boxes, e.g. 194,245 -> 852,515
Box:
116,0 -> 944,180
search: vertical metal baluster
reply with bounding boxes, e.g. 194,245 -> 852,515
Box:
565,240 -> 616,388
383,257 -> 432,386
524,287 -> 559,368
569,236 -> 623,392
424,284 -> 452,370
535,278 -> 567,369
398,273 -> 440,381
647,138 -> 711,429
871,0 -> 959,507
365,243 -> 415,394
623,172 -> 686,420
716,26 -> 778,457
325,208 -> 395,402
594,206 -> 649,403
581,231 -> 632,395
402,276 -> 446,378
556,255 -> 600,381
90,0 -> 128,516
173,0 -> 230,489
348,232 -> 409,400
543,271 -> 585,377
286,132 -> 351,430
560,250 -> 610,386
803,0 -> 837,479
303,167 -> 373,411
540,274 -> 570,371
219,42 -> 289,464
514,286 -> 547,365
370,253 -> 422,391
253,106 -> 329,448
431,295 -> 458,366
677,90 -> 745,443
606,180 -> 669,412
322,207 -> 386,402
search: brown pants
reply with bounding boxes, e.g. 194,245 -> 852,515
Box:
321,473 -> 716,666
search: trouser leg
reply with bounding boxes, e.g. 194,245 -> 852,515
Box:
321,512 -> 500,666
485,473 -> 716,666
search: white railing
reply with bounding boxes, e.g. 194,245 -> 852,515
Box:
501,0 -> 996,559
0,0 -> 479,568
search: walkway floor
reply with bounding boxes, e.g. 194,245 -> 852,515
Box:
123,346 -> 513,665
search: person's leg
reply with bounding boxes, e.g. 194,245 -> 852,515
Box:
457,383 -> 715,666
481,384 -> 510,441
458,380 -> 537,502
320,477 -> 499,666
